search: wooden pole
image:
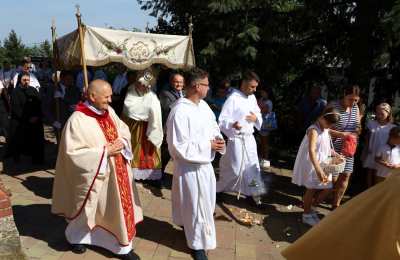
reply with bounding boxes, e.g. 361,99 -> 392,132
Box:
75,5 -> 89,94
187,16 -> 195,67
188,16 -> 193,37
51,18 -> 61,144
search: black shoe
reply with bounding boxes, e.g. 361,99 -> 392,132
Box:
121,250 -> 140,260
71,244 -> 86,254
191,249 -> 208,260
145,179 -> 162,189
152,179 -> 162,189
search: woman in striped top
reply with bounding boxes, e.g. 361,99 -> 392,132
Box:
329,85 -> 361,209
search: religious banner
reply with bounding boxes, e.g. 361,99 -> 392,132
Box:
56,26 -> 195,70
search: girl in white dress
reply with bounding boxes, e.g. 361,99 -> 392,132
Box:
375,126 -> 400,182
363,103 -> 395,187
292,107 -> 340,226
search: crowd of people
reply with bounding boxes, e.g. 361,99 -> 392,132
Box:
0,57 -> 399,260
292,84 -> 400,226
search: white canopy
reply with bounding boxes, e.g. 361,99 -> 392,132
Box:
55,26 -> 195,70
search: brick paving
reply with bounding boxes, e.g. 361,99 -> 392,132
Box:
0,131 -> 331,260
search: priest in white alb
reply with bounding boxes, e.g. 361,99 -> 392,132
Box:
167,68 -> 225,260
216,71 -> 267,207
52,79 -> 143,260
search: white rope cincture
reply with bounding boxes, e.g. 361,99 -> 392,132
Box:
232,132 -> 251,200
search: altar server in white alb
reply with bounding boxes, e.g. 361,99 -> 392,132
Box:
216,70 -> 267,206
167,68 -> 225,260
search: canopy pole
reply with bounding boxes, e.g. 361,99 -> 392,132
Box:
75,5 -> 89,94
188,16 -> 193,37
51,18 -> 61,144
187,16 -> 195,67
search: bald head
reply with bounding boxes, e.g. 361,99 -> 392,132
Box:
87,79 -> 113,111
88,79 -> 111,95
170,73 -> 184,92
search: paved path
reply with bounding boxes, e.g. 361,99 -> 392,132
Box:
0,132 -> 330,260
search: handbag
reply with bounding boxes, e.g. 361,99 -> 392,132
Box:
340,105 -> 358,157
341,134 -> 357,157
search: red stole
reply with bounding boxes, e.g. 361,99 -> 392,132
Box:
76,102 -> 135,241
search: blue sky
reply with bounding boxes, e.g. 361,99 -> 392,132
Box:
0,0 -> 157,46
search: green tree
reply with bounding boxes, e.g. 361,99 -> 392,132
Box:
3,30 -> 27,66
27,40 -> 53,58
40,40 -> 52,58
138,0 -> 399,94
0,41 -> 7,66
138,0 -> 351,82
139,0 -> 400,145
27,45 -> 42,57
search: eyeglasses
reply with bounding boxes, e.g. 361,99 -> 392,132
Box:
197,82 -> 209,87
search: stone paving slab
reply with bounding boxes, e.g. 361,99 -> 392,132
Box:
0,166 -> 319,260
0,132 -> 329,260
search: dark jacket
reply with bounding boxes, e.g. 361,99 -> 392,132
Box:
159,86 -> 182,126
8,85 -> 44,160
